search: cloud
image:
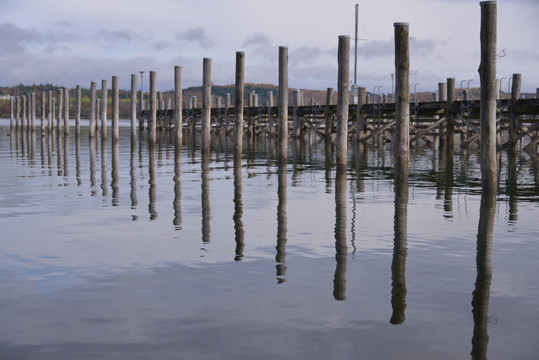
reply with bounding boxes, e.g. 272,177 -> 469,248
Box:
357,37 -> 437,58
94,28 -> 144,48
243,32 -> 271,47
290,46 -> 323,65
0,22 -> 41,53
175,27 -> 215,49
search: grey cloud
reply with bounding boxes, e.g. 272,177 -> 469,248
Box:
290,46 -> 323,65
175,27 -> 215,49
243,32 -> 271,47
0,22 -> 41,53
95,28 -> 143,47
357,37 -> 437,58
410,38 -> 436,57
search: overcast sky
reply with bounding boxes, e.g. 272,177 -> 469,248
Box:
1,0 -> 538,94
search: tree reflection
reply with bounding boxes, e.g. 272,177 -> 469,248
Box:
391,178 -> 408,324
471,190 -> 496,360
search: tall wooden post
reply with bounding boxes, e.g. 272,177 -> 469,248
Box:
30,92 -> 36,131
438,83 -> 447,102
446,78 -> 455,150
75,85 -> 81,135
394,23 -> 410,181
10,97 -> 14,131
130,74 -> 137,140
278,46 -> 288,163
41,92 -> 46,134
112,76 -> 120,142
47,91 -> 53,132
174,66 -> 182,144
267,91 -> 274,134
149,71 -> 157,143
336,36 -> 350,170
479,1 -> 497,192
89,82 -> 96,138
21,95 -> 26,131
64,87 -> 69,135
356,87 -> 366,141
16,96 -> 20,130
202,58 -> 212,150
101,80 -> 108,139
293,90 -> 301,138
225,93 -> 231,131
57,88 -> 63,133
325,90 -> 334,143
508,73 -> 521,150
234,52 -> 245,151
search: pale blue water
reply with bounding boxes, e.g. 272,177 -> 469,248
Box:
0,120 -> 538,359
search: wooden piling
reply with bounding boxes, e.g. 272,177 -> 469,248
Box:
225,93 -> 231,131
112,76 -> 120,142
278,46 -> 288,162
267,91 -> 274,134
202,58 -> 212,150
234,52 -> 245,151
394,23 -> 410,181
509,73 -> 521,150
438,83 -> 447,102
336,36 -> 350,169
10,97 -> 14,131
149,71 -> 157,143
293,90 -> 301,138
16,96 -> 20,130
57,89 -> 63,133
30,93 -> 36,131
96,98 -> 100,132
356,87 -> 366,141
41,92 -> 46,134
129,74 -> 137,140
479,1 -> 497,192
101,80 -> 108,138
48,91 -> 53,132
446,78 -> 455,150
76,85 -> 81,135
174,66 -> 182,144
89,82 -> 96,138
21,95 -> 26,131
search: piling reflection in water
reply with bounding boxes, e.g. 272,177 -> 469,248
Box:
63,135 -> 69,182
89,137 -> 96,196
276,159 -> 287,283
233,148 -> 244,260
391,178 -> 408,324
100,135 -> 107,197
111,141 -> 119,206
507,150 -> 518,223
57,133 -> 64,177
148,143 -> 157,220
471,190 -> 496,360
444,145 -> 454,219
333,166 -> 348,300
76,135 -> 82,186
201,147 -> 211,243
173,145 -> 182,230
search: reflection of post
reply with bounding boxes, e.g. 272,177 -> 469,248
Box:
111,141 -> 119,206
233,148 -> 244,260
100,135 -> 108,196
333,167 -> 348,300
148,143 -> 157,220
276,160 -> 287,283
471,190 -> 496,359
57,133 -> 64,176
76,134 -> 81,186
89,137 -> 96,194
130,141 -> 138,209
201,148 -> 211,243
444,144 -> 454,218
507,150 -> 518,223
173,145 -> 182,230
325,142 -> 333,193
391,179 -> 408,324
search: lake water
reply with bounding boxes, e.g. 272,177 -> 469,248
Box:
1,120 -> 538,359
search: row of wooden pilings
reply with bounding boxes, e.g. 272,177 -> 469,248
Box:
7,1 -> 500,192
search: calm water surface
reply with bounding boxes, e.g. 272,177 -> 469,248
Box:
1,120 -> 538,359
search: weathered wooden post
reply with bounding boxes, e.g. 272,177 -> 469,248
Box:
267,91 -> 274,134
225,93 -> 231,131
479,1 -> 497,192
293,90 -> 301,138
21,95 -> 26,131
278,46 -> 288,162
48,91 -> 53,131
438,83 -> 447,102
16,96 -> 20,130
446,78 -> 456,150
508,73 -> 521,150
202,58 -> 212,150
356,87 -> 366,141
234,52 -> 245,151
130,74 -> 137,140
10,97 -> 14,131
89,82 -> 96,138
57,89 -> 63,133
174,66 -> 182,144
101,80 -> 108,138
31,92 -> 36,131
394,23 -> 410,181
111,76 -> 120,142
336,35 -> 350,170
76,85 -> 81,135
149,71 -> 157,143
41,92 -> 46,134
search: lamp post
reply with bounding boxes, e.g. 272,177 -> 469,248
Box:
499,77 -> 506,99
